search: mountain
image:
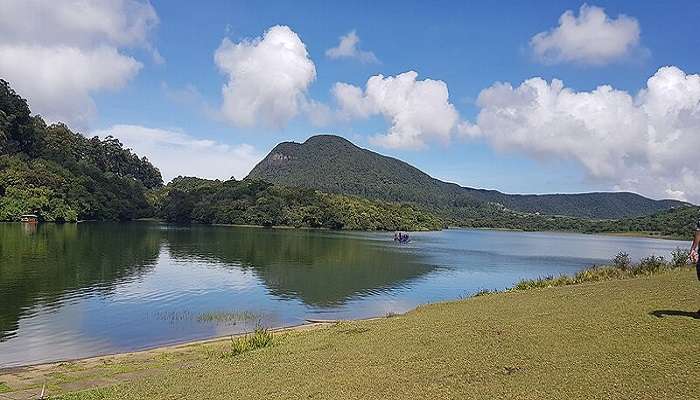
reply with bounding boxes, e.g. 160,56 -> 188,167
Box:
248,135 -> 688,219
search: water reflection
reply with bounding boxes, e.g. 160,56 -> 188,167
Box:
0,223 -> 160,341
0,223 -> 435,346
163,226 -> 436,306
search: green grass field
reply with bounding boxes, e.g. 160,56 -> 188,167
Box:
2,269 -> 698,400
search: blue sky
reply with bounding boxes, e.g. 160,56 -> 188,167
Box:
2,1 -> 699,201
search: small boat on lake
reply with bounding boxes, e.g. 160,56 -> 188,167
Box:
20,214 -> 39,224
394,232 -> 410,243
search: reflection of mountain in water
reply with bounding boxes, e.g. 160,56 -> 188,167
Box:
164,226 -> 436,307
0,223 -> 160,341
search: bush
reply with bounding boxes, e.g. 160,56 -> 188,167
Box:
225,327 -> 274,357
612,251 -> 632,270
637,255 -> 666,274
671,247 -> 691,268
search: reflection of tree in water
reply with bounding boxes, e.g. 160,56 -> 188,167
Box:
164,226 -> 436,307
0,224 -> 435,342
0,223 -> 160,341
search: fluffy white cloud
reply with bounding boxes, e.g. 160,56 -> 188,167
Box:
463,66 -> 700,202
530,4 -> 641,65
325,30 -> 379,64
214,25 -> 316,127
0,45 -> 142,128
333,71 -> 459,149
0,0 -> 159,129
91,124 -> 263,182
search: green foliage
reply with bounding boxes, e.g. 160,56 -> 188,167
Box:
638,255 -> 666,273
225,328 -> 274,357
588,205 -> 698,239
0,80 -> 162,222
612,251 -> 632,270
511,253 -> 689,291
154,176 -> 444,231
449,203 -> 697,240
671,247 -> 691,268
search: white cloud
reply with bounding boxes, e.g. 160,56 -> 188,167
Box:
0,0 -> 159,130
214,25 -> 316,128
333,71 -> 459,149
91,124 -> 263,182
0,45 -> 142,128
302,99 -> 334,127
325,30 -> 379,64
463,66 -> 700,202
530,4 -> 641,65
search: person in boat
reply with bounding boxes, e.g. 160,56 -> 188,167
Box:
394,232 -> 410,243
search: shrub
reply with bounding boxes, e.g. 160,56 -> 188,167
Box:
671,247 -> 690,268
612,251 -> 632,270
225,327 -> 274,357
636,255 -> 666,274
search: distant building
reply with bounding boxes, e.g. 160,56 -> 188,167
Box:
20,214 -> 39,223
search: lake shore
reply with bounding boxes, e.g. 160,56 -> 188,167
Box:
2,268 -> 697,399
460,226 -> 689,241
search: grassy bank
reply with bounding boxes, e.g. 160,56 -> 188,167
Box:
1,266 -> 697,399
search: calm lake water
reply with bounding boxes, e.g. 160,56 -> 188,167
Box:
0,222 -> 688,367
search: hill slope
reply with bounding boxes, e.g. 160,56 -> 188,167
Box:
0,79 -> 162,221
248,135 -> 687,219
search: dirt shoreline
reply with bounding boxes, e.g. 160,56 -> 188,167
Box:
0,317 -> 384,373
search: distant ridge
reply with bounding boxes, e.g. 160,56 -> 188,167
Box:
248,135 -> 688,219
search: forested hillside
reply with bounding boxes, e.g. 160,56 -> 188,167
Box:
0,80 -> 162,222
591,205 -> 699,239
248,135 -> 687,219
154,177 -> 444,231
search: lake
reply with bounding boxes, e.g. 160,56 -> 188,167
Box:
0,222 -> 688,367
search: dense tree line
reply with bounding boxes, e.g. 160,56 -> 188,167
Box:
0,80 -> 162,222
155,177 -> 444,231
585,205 -> 697,239
447,202 -> 696,239
155,174 -> 697,236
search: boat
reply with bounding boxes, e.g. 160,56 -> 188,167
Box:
19,214 -> 39,224
393,231 -> 410,243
